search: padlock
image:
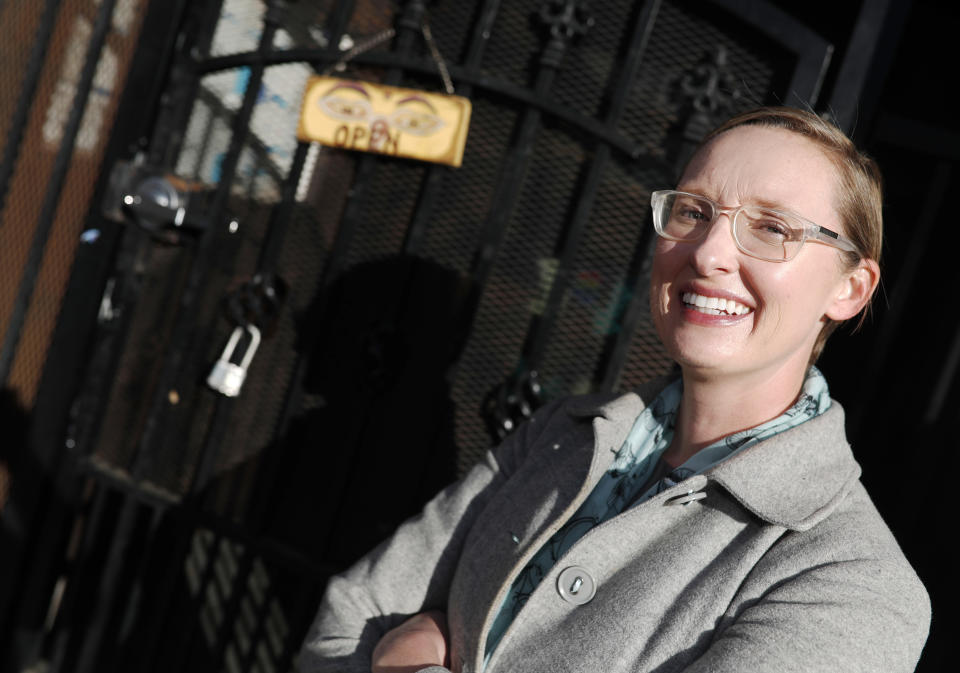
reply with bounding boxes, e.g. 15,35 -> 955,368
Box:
206,324 -> 261,397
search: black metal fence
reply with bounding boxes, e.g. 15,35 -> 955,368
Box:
0,1 -> 917,672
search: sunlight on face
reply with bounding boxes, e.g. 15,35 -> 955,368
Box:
650,125 -> 851,386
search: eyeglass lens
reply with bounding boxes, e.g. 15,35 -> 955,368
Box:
657,192 -> 801,261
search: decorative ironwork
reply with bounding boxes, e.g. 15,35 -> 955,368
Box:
667,45 -> 748,173
482,368 -> 545,442
678,46 -> 744,118
538,0 -> 594,68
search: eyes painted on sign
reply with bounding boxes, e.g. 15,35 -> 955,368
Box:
298,76 -> 471,167
317,82 -> 446,153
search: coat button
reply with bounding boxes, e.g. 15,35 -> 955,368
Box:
556,565 -> 596,605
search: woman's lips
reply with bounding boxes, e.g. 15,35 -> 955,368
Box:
680,291 -> 752,316
678,290 -> 754,325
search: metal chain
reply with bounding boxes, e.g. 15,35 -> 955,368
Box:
322,27 -> 397,76
421,20 -> 455,95
321,18 -> 455,95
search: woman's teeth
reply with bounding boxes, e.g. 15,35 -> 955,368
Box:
681,292 -> 752,316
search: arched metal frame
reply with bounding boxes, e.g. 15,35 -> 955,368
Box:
108,0 -> 837,477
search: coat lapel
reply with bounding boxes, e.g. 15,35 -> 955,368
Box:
706,402 -> 861,531
565,381 -> 862,531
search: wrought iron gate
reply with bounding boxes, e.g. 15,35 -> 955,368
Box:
0,0 -> 888,671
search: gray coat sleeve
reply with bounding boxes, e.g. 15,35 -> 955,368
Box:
297,400 -> 565,673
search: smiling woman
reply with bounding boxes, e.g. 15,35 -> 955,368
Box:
298,108 -> 929,673
649,121 -> 881,461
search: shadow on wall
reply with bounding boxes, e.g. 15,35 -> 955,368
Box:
263,254 -> 473,568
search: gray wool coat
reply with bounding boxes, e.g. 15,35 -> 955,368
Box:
300,379 -> 930,673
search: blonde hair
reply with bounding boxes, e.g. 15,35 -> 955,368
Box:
701,106 -> 883,362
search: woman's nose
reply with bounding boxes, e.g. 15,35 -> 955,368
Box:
688,213 -> 741,275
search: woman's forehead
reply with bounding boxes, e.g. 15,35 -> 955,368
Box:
678,126 -> 840,220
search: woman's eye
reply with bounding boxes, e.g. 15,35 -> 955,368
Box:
752,219 -> 794,239
676,206 -> 710,222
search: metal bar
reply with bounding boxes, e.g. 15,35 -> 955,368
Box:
133,6 -> 280,477
70,233 -> 153,461
73,495 -> 140,673
209,547 -> 254,669
193,50 -> 646,158
188,0 -> 355,528
826,0 -> 900,134
0,0 -> 63,217
526,0 -> 663,373
924,308 -> 960,427
467,72 -> 555,304
125,0 -> 194,155
256,140 -> 310,272
785,44 -> 832,110
848,160 -> 950,436
110,505 -> 165,663
401,0 -> 502,257
235,141 -> 313,525
0,0 -> 118,385
45,481 -> 112,673
598,225 -> 659,391
237,564 -> 274,673
704,0 -> 833,107
524,146 -> 611,370
150,0 -> 228,168
130,511 -> 195,671
62,0 -> 209,471
166,529 -> 227,672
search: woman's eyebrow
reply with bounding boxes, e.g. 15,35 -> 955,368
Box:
751,196 -> 794,211
675,186 -> 797,213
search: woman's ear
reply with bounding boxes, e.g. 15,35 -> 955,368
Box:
826,258 -> 880,321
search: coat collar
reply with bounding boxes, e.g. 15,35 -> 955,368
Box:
564,377 -> 861,532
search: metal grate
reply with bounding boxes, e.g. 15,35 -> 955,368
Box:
540,156 -> 652,395
551,0 -> 635,120
343,159 -> 427,268
421,96 -> 519,274
620,0 -> 779,160
452,121 -> 586,471
481,3 -> 540,89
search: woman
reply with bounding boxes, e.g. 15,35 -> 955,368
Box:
300,107 -> 930,673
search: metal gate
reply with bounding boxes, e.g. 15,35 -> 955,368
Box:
0,0 -> 887,671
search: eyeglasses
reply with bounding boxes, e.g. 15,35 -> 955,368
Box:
649,190 -> 859,262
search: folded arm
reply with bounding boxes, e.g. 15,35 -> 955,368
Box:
298,401 -> 564,673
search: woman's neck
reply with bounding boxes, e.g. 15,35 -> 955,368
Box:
662,367 -> 805,467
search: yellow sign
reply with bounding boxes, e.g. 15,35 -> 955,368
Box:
297,76 -> 471,167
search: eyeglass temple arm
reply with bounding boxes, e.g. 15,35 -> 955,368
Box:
814,225 -> 858,253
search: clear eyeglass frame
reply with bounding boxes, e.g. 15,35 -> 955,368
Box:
649,189 -> 859,262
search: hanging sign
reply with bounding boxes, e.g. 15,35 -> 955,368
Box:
297,76 -> 471,167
